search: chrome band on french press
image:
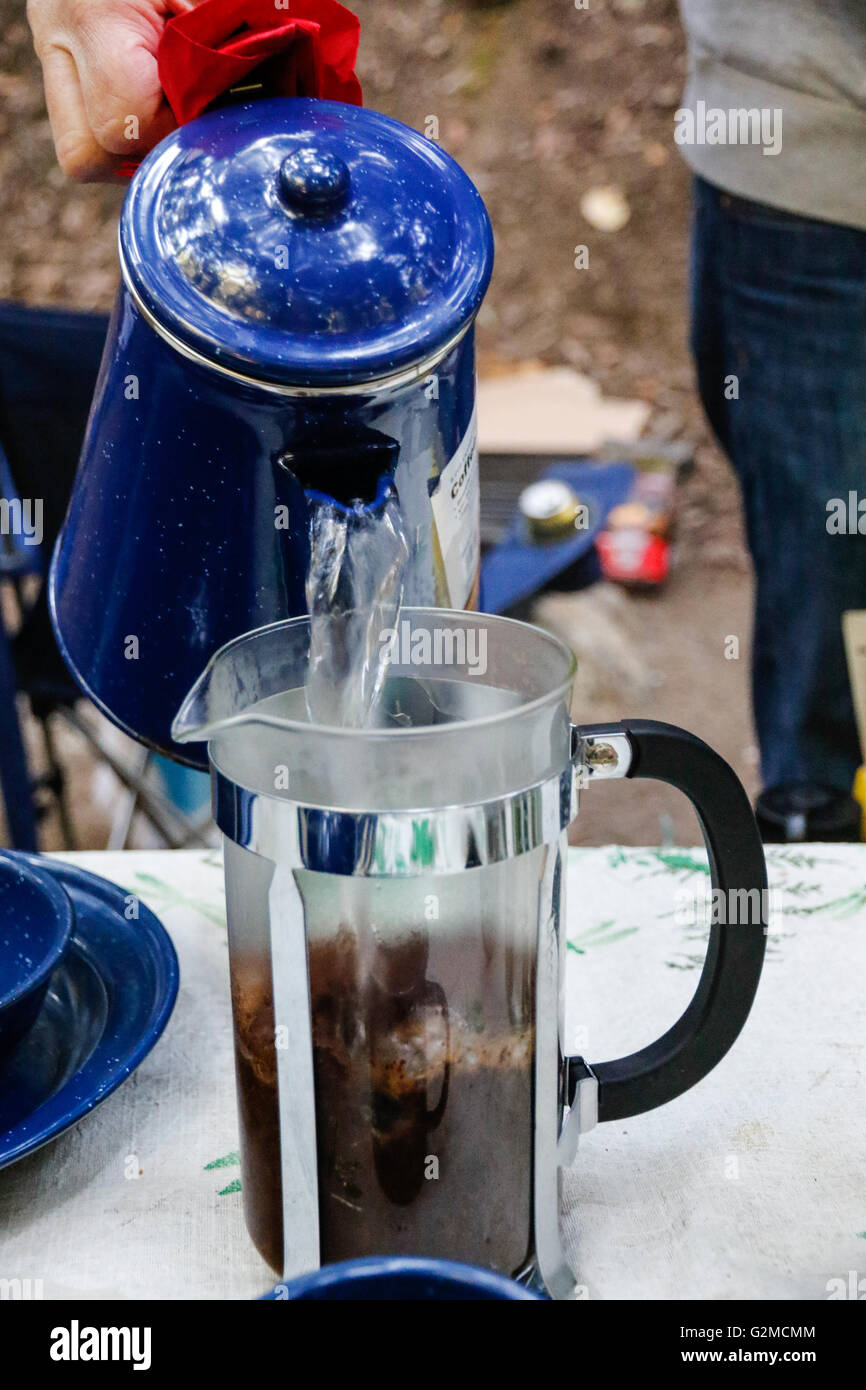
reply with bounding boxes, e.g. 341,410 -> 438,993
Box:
212,766 -> 578,875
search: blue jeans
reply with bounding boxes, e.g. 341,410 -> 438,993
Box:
690,175 -> 866,792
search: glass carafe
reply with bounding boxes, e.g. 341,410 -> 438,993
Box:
173,609 -> 767,1298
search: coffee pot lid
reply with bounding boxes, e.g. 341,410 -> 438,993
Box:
121,98 -> 494,391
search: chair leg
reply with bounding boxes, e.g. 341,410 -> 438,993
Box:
56,705 -> 211,849
0,608 -> 38,850
38,713 -> 77,850
106,744 -> 149,851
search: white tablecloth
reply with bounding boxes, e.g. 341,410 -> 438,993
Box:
0,846 -> 863,1300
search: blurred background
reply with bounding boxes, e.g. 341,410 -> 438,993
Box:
0,0 -> 755,849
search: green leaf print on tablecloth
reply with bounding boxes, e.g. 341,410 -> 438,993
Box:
130,871 -> 227,929
606,846 -> 710,877
567,920 -> 639,953
768,848 -> 843,871
653,850 -> 710,875
205,1151 -> 242,1196
559,844 -> 857,976
205,1151 -> 240,1170
780,887 -> 866,919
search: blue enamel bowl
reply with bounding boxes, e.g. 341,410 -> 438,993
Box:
0,852 -> 74,1065
262,1257 -> 543,1301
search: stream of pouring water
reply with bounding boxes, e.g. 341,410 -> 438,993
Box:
304,488 -> 411,728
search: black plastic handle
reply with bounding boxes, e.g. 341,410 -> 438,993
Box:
574,719 -> 767,1122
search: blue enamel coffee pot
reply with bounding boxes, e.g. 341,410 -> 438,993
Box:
49,98 -> 493,769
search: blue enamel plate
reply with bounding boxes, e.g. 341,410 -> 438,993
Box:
261,1256 -> 544,1301
0,856 -> 179,1167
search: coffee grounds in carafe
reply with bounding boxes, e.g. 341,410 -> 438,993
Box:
231,924 -> 535,1276
230,961 -> 283,1272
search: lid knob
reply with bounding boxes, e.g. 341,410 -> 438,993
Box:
278,148 -> 351,216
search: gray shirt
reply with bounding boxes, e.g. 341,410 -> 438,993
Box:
679,1 -> 866,228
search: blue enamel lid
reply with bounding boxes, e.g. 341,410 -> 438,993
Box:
121,98 -> 494,389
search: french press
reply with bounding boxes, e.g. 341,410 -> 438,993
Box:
174,608 -> 766,1299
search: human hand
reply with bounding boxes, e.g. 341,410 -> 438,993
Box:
27,0 -> 195,180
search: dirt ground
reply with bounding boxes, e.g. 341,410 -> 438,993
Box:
0,0 -> 755,848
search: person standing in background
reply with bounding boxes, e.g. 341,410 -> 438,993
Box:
678,1 -> 866,840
